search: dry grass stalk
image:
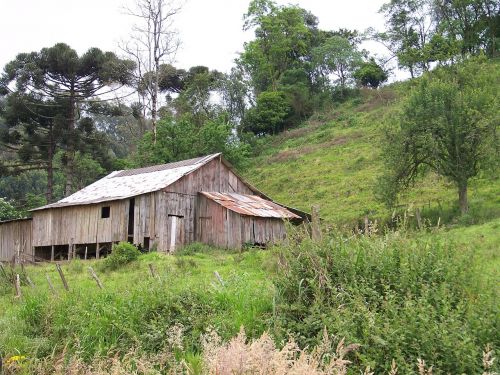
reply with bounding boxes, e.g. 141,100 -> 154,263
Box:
201,326 -> 358,375
482,344 -> 497,375
417,358 -> 433,375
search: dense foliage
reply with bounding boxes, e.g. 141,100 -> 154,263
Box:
273,230 -> 499,373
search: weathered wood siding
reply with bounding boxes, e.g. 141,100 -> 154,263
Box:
32,200 -> 128,247
195,194 -> 286,249
0,219 -> 33,261
24,156 -> 282,252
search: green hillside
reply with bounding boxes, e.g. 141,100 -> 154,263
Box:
245,68 -> 500,227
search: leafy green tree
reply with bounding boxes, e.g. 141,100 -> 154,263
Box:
0,197 -> 24,221
377,58 -> 499,214
378,0 -> 436,77
433,0 -> 500,57
243,91 -> 291,135
240,0 -> 320,93
353,58 -> 389,88
1,43 -> 135,196
312,35 -> 364,93
135,115 -> 250,168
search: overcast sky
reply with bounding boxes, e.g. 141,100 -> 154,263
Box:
0,0 -> 396,76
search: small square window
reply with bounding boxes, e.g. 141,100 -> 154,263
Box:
101,206 -> 110,218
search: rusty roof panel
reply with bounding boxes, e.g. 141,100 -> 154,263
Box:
200,192 -> 301,219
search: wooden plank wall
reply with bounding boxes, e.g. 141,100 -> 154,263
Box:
195,194 -> 286,249
0,219 -> 33,261
32,200 -> 128,247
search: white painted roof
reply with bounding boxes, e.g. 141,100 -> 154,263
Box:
32,154 -> 221,210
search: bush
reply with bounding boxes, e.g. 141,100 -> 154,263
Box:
272,231 -> 499,374
100,242 -> 141,271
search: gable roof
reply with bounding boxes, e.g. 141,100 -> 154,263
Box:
32,154 -> 221,211
200,192 -> 301,219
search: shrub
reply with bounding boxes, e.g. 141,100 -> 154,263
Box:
100,242 -> 141,271
272,231 -> 499,374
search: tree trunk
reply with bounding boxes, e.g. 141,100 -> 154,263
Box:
46,124 -> 54,203
458,181 -> 468,214
65,86 -> 76,196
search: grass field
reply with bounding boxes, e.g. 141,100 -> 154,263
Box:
244,84 -> 500,228
1,61 -> 498,374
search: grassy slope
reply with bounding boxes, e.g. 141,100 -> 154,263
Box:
244,76 -> 500,227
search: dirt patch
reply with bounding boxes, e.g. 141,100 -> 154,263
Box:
268,132 -> 364,163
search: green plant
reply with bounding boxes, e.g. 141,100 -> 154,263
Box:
100,242 -> 141,271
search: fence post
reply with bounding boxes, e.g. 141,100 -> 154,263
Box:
14,274 -> 22,298
311,205 -> 321,241
84,246 -> 88,260
415,207 -> 422,230
46,274 -> 56,294
214,271 -> 225,286
56,264 -> 69,291
88,267 -> 104,289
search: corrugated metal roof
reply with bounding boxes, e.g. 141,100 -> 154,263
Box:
200,192 -> 301,219
32,153 -> 221,210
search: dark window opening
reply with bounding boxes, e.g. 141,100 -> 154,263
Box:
101,206 -> 110,218
144,237 -> 150,250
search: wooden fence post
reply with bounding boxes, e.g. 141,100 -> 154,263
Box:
46,274 -> 56,294
14,274 -> 22,298
311,205 -> 321,241
88,267 -> 104,289
415,207 -> 422,230
56,264 -> 69,291
26,276 -> 35,288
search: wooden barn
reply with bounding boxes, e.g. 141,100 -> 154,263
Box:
0,153 -> 305,262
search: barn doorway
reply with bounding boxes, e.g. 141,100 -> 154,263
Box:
168,214 -> 184,252
128,198 -> 135,241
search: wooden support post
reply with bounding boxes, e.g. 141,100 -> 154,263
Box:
50,245 -> 55,262
46,274 -> 56,294
311,205 -> 321,241
56,264 -> 69,291
14,274 -> 21,298
88,267 -> 104,289
84,246 -> 88,260
68,239 -> 73,261
415,208 -> 422,230
96,243 -> 100,260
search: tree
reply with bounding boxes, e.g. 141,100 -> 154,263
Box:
377,57 -> 499,214
243,91 -> 291,135
432,0 -> 500,57
0,197 -> 23,221
378,0 -> 436,77
353,58 -> 389,88
1,43 -> 135,196
312,35 -> 364,93
240,0 -> 320,94
122,0 -> 183,144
